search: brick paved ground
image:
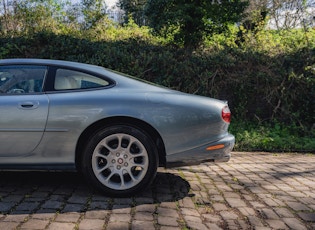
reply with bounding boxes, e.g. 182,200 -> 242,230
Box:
0,152 -> 314,229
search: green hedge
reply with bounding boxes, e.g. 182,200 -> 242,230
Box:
1,29 -> 314,152
1,31 -> 313,128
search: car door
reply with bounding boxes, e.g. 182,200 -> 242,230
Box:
0,65 -> 49,157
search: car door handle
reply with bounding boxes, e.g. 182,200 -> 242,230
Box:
18,101 -> 39,110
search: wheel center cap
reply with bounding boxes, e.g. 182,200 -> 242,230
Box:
117,158 -> 123,164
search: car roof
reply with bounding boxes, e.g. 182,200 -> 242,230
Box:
0,58 -> 105,73
0,58 -> 123,82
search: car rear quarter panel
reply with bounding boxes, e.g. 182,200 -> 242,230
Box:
143,92 -> 229,155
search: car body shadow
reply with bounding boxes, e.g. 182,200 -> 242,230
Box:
0,171 -> 191,215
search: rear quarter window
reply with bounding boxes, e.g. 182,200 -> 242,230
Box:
54,69 -> 111,90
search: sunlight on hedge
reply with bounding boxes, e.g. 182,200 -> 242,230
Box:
0,13 -> 314,152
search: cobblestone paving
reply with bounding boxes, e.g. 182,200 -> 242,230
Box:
0,152 -> 315,229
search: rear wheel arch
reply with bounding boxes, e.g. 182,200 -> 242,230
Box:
75,116 -> 166,172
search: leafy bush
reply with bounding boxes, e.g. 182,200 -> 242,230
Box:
230,120 -> 315,152
0,23 -> 314,152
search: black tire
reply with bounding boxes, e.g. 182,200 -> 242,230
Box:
81,125 -> 158,197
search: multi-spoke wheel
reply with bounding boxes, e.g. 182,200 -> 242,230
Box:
81,125 -> 158,197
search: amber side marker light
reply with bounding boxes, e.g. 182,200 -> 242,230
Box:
206,144 -> 225,151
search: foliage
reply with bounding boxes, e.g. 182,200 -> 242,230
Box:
0,0 -> 314,152
118,0 -> 147,26
81,0 -> 107,29
0,0 -> 60,36
230,120 -> 315,152
244,0 -> 315,30
84,17 -> 154,42
144,0 -> 248,48
1,28 -> 313,128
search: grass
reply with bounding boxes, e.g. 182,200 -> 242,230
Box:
229,120 -> 315,153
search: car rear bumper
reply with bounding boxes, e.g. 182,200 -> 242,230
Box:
166,134 -> 235,168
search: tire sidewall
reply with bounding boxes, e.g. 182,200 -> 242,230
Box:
81,125 -> 158,197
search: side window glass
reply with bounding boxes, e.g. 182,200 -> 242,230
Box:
0,65 -> 46,94
54,69 -> 110,90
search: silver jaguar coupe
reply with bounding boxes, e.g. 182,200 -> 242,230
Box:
0,59 -> 234,196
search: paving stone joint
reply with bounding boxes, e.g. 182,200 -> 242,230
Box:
0,152 -> 314,229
